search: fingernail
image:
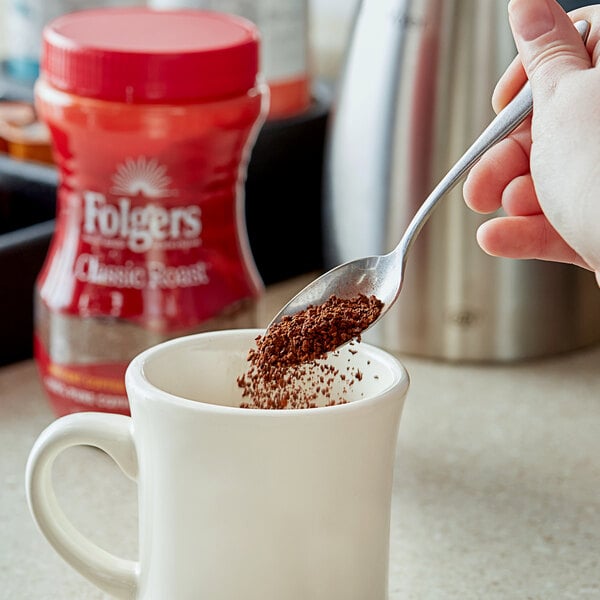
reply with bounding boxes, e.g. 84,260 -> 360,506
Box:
508,0 -> 556,41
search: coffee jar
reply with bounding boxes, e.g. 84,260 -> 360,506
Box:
34,8 -> 268,415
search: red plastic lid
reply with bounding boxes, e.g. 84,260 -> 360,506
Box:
41,8 -> 260,103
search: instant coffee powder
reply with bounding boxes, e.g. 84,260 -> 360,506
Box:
238,293 -> 383,409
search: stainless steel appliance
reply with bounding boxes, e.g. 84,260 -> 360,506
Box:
324,0 -> 600,361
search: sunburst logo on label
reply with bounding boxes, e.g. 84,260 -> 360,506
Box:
111,156 -> 176,198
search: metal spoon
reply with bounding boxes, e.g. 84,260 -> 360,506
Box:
269,19 -> 590,332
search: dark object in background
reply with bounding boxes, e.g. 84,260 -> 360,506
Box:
0,156 -> 55,365
0,81 -> 330,366
245,83 -> 329,285
559,0 -> 595,10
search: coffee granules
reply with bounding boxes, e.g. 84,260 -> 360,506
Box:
237,293 -> 384,409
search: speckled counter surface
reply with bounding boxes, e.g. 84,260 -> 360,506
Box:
1,275 -> 599,599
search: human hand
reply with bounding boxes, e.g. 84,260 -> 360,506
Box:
462,0 -> 600,286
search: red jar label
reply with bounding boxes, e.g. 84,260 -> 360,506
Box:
39,152 -> 261,332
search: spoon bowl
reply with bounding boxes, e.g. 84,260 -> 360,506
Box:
269,20 -> 590,334
270,253 -> 398,328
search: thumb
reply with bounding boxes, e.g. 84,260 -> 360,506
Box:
508,0 -> 591,94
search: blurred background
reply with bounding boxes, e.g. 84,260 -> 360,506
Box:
0,0 -> 598,366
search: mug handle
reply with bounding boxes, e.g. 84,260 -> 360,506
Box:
25,412 -> 139,599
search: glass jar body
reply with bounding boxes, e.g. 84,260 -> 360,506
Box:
34,80 -> 267,416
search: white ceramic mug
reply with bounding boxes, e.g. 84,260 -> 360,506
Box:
26,329 -> 410,600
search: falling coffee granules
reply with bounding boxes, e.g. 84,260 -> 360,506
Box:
237,293 -> 384,409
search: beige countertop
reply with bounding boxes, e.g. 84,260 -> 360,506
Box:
1,274 -> 600,599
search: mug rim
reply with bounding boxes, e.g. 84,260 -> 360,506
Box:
125,328 -> 410,417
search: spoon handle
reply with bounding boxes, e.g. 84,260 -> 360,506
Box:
395,19 -> 590,266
